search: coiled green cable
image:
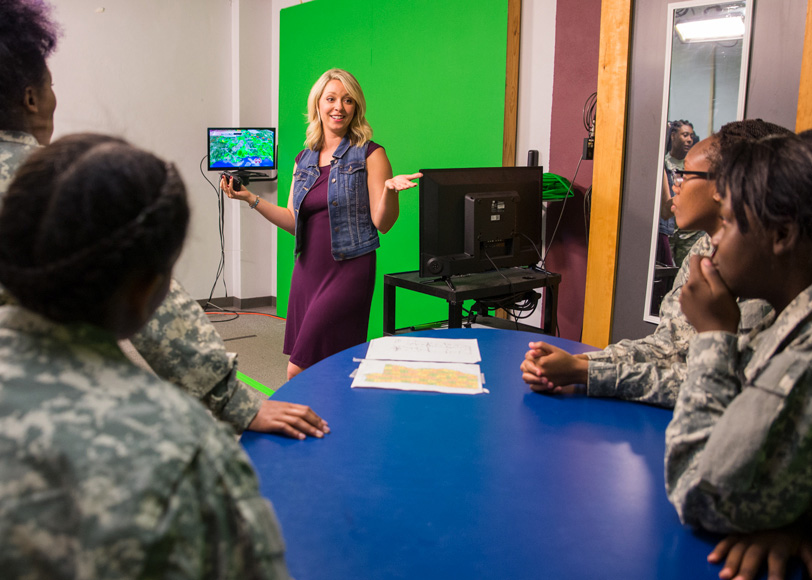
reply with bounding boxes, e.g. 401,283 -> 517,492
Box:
543,173 -> 574,200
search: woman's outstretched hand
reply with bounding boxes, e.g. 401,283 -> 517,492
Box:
385,172 -> 423,192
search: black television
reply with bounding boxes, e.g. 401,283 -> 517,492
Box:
207,127 -> 276,171
418,166 -> 544,279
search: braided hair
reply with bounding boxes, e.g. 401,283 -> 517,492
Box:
708,119 -> 793,175
666,120 -> 694,152
0,133 -> 189,326
0,0 -> 60,130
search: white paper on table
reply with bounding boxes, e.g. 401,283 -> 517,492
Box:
350,359 -> 485,395
364,336 -> 481,364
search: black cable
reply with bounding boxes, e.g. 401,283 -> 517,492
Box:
198,155 -> 229,310
583,185 -> 592,245
583,92 -> 597,134
481,249 -> 518,326
542,155 -> 584,269
519,232 -> 544,266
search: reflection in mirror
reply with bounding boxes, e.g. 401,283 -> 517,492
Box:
644,0 -> 752,322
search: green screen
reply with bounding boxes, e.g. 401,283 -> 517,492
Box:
278,0 -> 508,338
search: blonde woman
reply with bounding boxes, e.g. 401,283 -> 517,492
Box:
223,69 -> 420,379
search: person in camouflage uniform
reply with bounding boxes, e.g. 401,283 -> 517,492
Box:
665,131 -> 812,537
0,0 -> 328,438
0,130 -> 39,196
131,277 -> 329,437
520,120 -> 789,408
0,133 -> 291,578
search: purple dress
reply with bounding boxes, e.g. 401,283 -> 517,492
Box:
283,143 -> 381,369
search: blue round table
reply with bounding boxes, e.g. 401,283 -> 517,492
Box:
242,328 -> 790,579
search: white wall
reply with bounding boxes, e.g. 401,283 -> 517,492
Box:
49,0 -> 233,299
516,0 -> 557,327
516,0 -> 556,171
48,0 -> 556,303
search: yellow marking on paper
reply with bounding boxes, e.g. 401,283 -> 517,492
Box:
366,364 -> 479,390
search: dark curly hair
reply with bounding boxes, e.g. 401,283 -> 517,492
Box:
707,119 -> 792,175
716,132 -> 812,240
0,133 -> 190,326
0,0 -> 60,129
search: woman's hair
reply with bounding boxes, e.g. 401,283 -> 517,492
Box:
304,68 -> 373,151
716,132 -> 812,240
707,119 -> 792,175
0,133 -> 190,325
0,0 -> 60,130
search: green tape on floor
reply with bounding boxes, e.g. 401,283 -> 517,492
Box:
237,371 -> 275,397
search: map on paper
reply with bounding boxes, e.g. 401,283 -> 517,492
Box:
351,337 -> 485,395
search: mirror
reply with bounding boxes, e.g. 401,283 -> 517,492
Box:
644,0 -> 753,323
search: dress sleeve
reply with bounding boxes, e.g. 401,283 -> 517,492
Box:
664,330 -> 812,533
129,279 -> 265,433
366,141 -> 383,158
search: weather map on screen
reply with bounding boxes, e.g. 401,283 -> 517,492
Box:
208,128 -> 275,170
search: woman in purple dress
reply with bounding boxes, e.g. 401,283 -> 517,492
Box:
223,69 -> 420,379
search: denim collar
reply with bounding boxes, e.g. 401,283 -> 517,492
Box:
332,135 -> 353,159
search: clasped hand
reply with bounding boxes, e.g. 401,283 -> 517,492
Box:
679,254 -> 740,334
520,341 -> 589,393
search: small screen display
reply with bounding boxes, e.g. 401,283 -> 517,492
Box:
208,128 -> 275,170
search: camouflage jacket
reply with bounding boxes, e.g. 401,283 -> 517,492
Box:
586,234 -> 771,408
0,129 -> 38,199
130,279 -> 265,433
0,305 -> 290,578
0,131 -> 263,432
0,131 -> 39,307
665,283 -> 812,533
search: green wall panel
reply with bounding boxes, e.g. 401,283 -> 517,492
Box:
278,0 -> 507,337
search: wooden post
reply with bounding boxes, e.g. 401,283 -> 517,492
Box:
581,0 -> 633,348
503,0 -> 521,167
797,0 -> 812,131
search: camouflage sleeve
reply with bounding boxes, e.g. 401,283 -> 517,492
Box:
129,279 -> 265,433
664,331 -> 812,533
154,425 -> 291,579
584,246 -> 698,406
584,235 -> 773,408
586,357 -> 684,407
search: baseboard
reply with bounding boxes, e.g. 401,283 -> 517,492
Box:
197,295 -> 276,311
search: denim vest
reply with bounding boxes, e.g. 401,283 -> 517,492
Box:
292,136 -> 380,260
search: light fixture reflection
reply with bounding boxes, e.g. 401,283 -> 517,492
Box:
675,15 -> 745,43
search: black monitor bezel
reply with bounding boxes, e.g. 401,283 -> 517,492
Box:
207,127 -> 276,171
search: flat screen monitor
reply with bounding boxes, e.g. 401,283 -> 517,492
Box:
418,166 -> 544,278
207,127 -> 276,171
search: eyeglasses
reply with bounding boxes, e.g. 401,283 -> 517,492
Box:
670,169 -> 714,187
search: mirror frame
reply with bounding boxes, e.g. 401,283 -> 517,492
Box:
642,0 -> 754,324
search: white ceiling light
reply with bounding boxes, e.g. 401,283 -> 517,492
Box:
675,16 -> 745,43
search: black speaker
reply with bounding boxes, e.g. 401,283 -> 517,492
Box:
527,150 -> 539,167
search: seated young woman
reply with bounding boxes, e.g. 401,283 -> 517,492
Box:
519,119 -> 789,407
0,134 -> 290,578
666,131 -> 812,579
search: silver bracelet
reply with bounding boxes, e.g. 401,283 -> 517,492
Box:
250,195 -> 261,209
